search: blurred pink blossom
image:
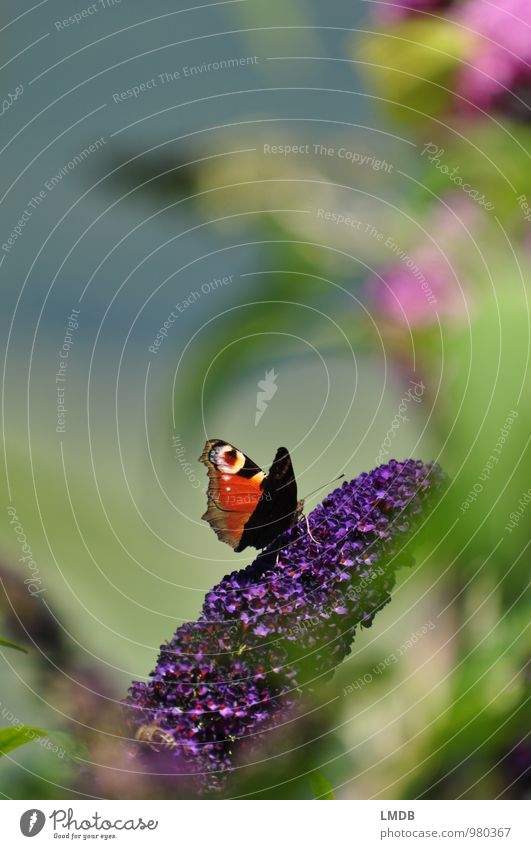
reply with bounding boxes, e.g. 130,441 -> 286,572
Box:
456,0 -> 531,112
377,1 -> 531,115
369,195 -> 478,327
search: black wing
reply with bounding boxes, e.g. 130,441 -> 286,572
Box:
235,447 -> 299,551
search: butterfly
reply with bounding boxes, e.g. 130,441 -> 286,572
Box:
199,439 -> 303,552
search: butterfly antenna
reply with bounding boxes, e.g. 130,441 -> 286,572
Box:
302,473 -> 345,501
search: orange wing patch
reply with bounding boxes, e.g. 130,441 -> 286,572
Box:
199,440 -> 265,548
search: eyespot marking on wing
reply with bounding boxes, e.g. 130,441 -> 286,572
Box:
209,443 -> 246,474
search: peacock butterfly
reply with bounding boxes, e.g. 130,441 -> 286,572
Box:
199,439 -> 303,551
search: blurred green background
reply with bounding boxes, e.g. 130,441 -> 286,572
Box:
0,0 -> 529,799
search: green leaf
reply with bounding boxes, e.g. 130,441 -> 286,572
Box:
309,770 -> 336,800
0,726 -> 49,756
0,726 -> 87,762
0,637 -> 28,653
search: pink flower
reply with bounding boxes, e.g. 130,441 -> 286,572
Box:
377,1 -> 531,114
456,0 -> 531,112
370,195 -> 477,328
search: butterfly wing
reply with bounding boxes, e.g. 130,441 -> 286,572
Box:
235,447 -> 299,551
199,439 -> 266,549
199,440 -> 299,551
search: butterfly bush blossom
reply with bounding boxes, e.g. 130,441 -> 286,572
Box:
127,459 -> 446,791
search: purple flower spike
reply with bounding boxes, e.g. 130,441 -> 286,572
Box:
126,459 -> 446,792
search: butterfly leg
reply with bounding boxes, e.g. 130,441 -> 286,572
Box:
304,513 -> 320,545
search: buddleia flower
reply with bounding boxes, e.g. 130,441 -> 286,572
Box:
126,459 -> 446,792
